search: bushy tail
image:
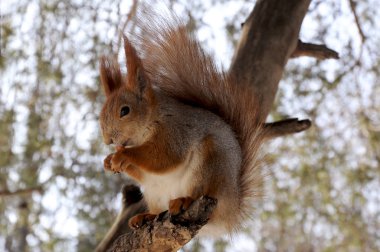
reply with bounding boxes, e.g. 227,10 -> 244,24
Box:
131,9 -> 266,229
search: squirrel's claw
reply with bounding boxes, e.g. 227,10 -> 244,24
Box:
103,153 -> 114,171
110,148 -> 129,172
128,213 -> 157,229
104,150 -> 127,173
169,197 -> 195,216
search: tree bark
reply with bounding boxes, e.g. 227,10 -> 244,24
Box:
106,196 -> 217,252
291,40 -> 339,60
263,118 -> 312,140
229,0 -> 311,121
95,185 -> 146,252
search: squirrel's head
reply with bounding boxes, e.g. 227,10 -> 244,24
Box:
99,36 -> 156,147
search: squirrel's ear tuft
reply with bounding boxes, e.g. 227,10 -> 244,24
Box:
99,56 -> 122,97
124,35 -> 152,99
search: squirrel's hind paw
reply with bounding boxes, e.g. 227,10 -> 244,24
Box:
128,213 -> 157,229
169,197 -> 195,216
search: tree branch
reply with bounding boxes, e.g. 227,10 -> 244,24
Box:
96,185 -> 147,252
291,40 -> 339,60
0,186 -> 43,197
348,0 -> 366,43
263,118 -> 312,140
115,0 -> 139,55
107,196 -> 217,252
229,0 -> 312,122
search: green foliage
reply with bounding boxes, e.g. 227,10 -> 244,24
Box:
0,109 -> 15,168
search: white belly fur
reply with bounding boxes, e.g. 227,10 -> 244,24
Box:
141,149 -> 201,213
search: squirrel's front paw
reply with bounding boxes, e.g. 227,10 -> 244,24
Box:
110,149 -> 129,172
103,153 -> 114,172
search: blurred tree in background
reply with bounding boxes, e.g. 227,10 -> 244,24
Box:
0,0 -> 379,251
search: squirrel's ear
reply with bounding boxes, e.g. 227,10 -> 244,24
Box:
124,35 -> 152,99
99,56 -> 122,97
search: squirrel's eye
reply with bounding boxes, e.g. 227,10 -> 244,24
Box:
120,106 -> 130,118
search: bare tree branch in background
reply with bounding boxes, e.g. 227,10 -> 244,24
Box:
348,0 -> 366,44
0,186 -> 43,197
291,40 -> 339,60
115,0 -> 139,55
263,118 -> 312,140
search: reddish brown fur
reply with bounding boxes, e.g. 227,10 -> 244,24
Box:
196,135 -> 220,198
104,153 -> 143,181
169,197 -> 194,215
99,56 -> 123,97
124,36 -> 143,92
128,213 -> 157,229
110,129 -> 185,175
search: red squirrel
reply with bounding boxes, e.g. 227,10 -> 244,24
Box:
99,14 -> 264,236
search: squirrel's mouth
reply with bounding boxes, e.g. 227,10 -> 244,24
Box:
122,139 -> 133,147
115,139 -> 132,151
